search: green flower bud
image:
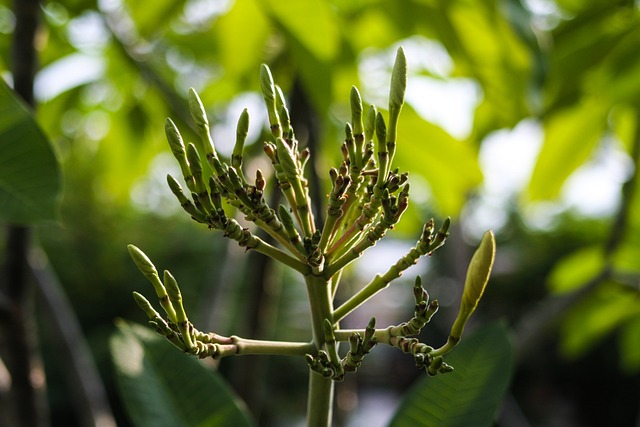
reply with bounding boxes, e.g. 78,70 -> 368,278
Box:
164,270 -> 194,349
387,47 -> 407,165
365,105 -> 376,143
132,291 -> 160,319
188,87 -> 209,134
188,88 -> 219,164
275,85 -> 291,136
186,143 -> 202,176
127,245 -> 177,323
165,117 -> 186,159
389,47 -> 407,116
449,230 -> 496,340
350,86 -> 364,136
232,108 -> 249,171
275,137 -> 299,179
128,244 -> 157,277
260,64 -> 281,138
462,230 -> 495,312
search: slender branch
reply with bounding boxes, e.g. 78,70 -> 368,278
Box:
1,1 -> 48,426
333,220 -> 448,322
30,249 -> 117,427
232,337 -> 315,357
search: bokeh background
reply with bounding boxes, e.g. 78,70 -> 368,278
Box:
1,0 -> 640,426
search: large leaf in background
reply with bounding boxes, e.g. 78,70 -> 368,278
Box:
620,316 -> 640,373
111,321 -> 256,427
548,246 -> 605,294
0,80 -> 61,224
215,0 -> 269,78
262,0 -> 339,63
389,323 -> 512,427
443,0 -> 532,138
396,106 -> 482,216
527,99 -> 607,201
560,285 -> 640,360
124,0 -> 187,38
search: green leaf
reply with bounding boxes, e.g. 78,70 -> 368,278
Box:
560,284 -> 640,359
0,80 -> 62,224
124,0 -> 187,37
395,106 -> 482,215
527,98 -> 607,201
548,246 -> 605,294
215,0 -> 269,78
263,0 -> 340,62
110,321 -> 256,427
619,315 -> 640,374
389,322 -> 513,427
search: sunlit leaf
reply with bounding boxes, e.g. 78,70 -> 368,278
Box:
548,246 -> 605,294
527,99 -> 607,201
215,0 -> 269,78
110,321 -> 256,427
395,106 -> 482,215
0,80 -> 62,224
560,284 -> 640,359
124,0 -> 187,37
389,323 -> 513,427
619,315 -> 640,374
609,104 -> 637,154
262,0 -> 340,62
443,1 -> 532,137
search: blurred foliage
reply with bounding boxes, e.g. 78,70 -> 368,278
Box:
1,0 -> 640,425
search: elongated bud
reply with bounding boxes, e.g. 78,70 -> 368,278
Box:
208,176 -> 223,210
344,123 -> 356,162
350,86 -> 364,136
275,137 -> 299,178
188,88 -> 218,164
163,270 -> 182,302
275,85 -> 291,136
387,47 -> 406,165
389,47 -> 407,116
188,87 -> 209,133
127,245 -> 177,322
263,142 -> 277,163
260,64 -> 276,105
278,204 -> 296,232
164,270 -> 194,349
260,64 -> 281,138
186,143 -> 202,176
128,244 -> 159,278
449,230 -> 496,340
376,112 -> 388,185
461,230 -> 495,311
165,118 -> 186,158
255,169 -> 265,192
413,275 -> 428,304
365,105 -> 376,143
232,108 -> 249,170
132,291 -> 159,319
375,112 -> 387,153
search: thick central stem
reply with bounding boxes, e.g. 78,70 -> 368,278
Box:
304,275 -> 335,426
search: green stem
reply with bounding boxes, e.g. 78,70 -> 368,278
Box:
253,238 -> 310,275
232,337 -> 315,356
304,275 -> 334,345
304,275 -> 335,426
307,371 -> 334,427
